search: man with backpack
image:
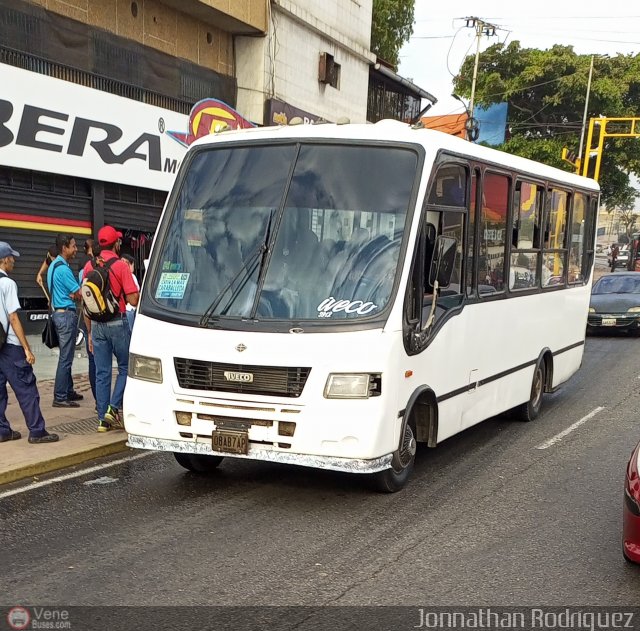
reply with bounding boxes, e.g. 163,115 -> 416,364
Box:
82,226 -> 139,432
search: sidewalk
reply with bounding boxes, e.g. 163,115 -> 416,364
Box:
0,335 -> 129,485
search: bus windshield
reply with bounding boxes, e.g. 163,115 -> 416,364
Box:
147,142 -> 418,322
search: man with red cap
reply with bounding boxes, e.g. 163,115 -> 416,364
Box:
83,226 -> 139,432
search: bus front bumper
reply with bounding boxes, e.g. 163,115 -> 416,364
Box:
126,433 -> 393,474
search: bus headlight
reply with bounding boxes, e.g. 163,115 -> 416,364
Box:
129,353 -> 163,383
588,307 -> 595,313
628,307 -> 640,313
324,373 -> 380,399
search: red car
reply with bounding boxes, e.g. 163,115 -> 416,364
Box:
624,440 -> 640,563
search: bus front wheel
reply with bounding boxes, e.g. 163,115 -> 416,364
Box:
371,421 -> 417,493
173,452 -> 224,473
514,361 -> 546,422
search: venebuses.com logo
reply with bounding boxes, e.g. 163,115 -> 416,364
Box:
5,606 -> 71,630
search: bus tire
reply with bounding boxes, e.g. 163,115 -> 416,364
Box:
370,420 -> 417,493
514,361 -> 546,422
173,452 -> 224,473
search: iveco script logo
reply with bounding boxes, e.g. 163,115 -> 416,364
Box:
224,371 -> 253,383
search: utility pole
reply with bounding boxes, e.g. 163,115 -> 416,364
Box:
577,55 -> 595,173
463,17 -> 497,140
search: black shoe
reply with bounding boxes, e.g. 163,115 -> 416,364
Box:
52,400 -> 80,408
68,392 -> 84,401
0,430 -> 22,442
28,432 -> 60,444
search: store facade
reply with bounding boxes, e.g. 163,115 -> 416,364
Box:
0,62 -> 188,326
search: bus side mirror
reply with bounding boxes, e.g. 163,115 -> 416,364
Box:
429,236 -> 457,288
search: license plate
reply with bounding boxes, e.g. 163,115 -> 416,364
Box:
602,318 -> 616,326
212,429 -> 248,455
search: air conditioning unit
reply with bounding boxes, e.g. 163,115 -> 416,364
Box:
319,52 -> 338,86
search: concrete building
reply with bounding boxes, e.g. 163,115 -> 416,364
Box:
237,0 -> 375,125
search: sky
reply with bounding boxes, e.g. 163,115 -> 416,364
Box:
398,1 -> 640,118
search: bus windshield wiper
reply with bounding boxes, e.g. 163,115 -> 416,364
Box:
199,209 -> 275,327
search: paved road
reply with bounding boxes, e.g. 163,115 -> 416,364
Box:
1,336 -> 639,606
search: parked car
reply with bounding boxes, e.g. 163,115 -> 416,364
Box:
587,272 -> 640,334
623,438 -> 640,564
608,248 -> 630,270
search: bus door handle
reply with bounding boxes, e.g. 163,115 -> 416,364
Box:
468,369 -> 479,392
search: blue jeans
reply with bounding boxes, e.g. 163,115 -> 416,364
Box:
79,317 -> 96,402
0,344 -> 47,438
125,308 -> 136,332
92,315 -> 131,420
52,310 -> 78,402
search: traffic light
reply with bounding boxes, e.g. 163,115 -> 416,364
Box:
561,147 -> 581,172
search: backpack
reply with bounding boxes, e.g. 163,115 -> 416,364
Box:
81,258 -> 122,322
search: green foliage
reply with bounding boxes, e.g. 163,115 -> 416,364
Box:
453,42 -> 640,207
371,0 -> 415,69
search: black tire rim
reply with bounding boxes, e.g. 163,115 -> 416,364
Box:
532,365 -> 544,410
396,424 -> 416,470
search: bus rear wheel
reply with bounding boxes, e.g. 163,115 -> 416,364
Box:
371,421 -> 417,493
514,361 -> 546,422
173,452 -> 224,473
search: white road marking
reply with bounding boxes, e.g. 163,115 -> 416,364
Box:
535,406 -> 605,450
0,451 -> 154,500
83,475 -> 118,486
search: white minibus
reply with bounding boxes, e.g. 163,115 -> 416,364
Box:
124,119 -> 599,492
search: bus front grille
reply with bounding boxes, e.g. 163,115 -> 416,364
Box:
174,358 -> 311,398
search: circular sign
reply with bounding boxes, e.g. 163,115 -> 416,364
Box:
7,607 -> 30,631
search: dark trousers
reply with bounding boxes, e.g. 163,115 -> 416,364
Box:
0,343 -> 47,438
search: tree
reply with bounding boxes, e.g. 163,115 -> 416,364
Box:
453,42 -> 640,207
618,207 -> 638,236
371,0 -> 414,69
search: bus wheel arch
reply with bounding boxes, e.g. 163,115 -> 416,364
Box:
370,386 -> 436,493
514,350 -> 552,422
407,387 -> 439,447
541,349 -> 553,392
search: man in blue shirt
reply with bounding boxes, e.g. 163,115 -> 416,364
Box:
47,234 -> 83,408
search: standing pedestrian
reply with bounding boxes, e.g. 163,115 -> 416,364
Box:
120,254 -> 140,332
48,233 -> 83,408
83,226 -> 139,432
78,239 -> 97,407
610,244 -> 620,272
0,242 -> 59,444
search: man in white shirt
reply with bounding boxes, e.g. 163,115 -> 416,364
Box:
0,241 -> 59,443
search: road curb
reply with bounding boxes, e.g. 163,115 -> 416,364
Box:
0,440 -> 129,486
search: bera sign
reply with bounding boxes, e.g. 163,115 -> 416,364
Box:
0,63 -> 187,191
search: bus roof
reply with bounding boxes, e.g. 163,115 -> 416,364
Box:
189,118 -> 600,192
